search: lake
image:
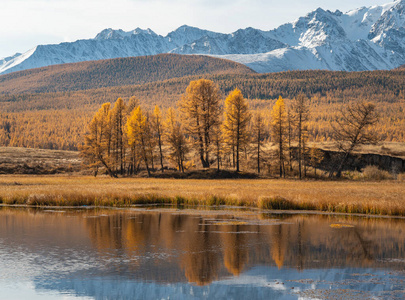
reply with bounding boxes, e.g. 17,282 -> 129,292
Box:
0,207 -> 404,299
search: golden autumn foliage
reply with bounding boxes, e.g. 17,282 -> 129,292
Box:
127,106 -> 152,176
179,79 -> 221,168
7,71 -> 394,177
222,88 -> 251,172
153,105 -> 165,172
1,73 -> 404,152
164,107 -> 189,172
250,112 -> 267,174
271,96 -> 288,177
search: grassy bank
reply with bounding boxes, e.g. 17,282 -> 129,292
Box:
1,175 -> 405,217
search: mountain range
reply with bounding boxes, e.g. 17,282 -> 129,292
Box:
2,0 -> 405,75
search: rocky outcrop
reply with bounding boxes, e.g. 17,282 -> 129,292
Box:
317,149 -> 405,173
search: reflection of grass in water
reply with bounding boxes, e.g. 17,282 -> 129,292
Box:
330,223 -> 355,228
0,175 -> 404,217
210,221 -> 248,226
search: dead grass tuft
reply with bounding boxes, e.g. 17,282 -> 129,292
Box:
362,166 -> 393,181
397,173 -> 405,182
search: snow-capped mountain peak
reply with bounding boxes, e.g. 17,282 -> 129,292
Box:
2,0 -> 405,75
369,0 -> 405,40
94,27 -> 158,40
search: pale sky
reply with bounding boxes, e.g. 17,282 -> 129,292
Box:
0,0 -> 394,59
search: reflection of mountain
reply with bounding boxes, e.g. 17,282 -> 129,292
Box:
1,208 -> 405,299
33,267 -> 403,300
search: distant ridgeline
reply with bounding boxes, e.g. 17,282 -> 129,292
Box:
0,54 -> 404,150
4,1 -> 405,74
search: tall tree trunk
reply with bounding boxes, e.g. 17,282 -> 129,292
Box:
288,113 -> 293,172
140,135 -> 150,177
98,155 -> 117,178
236,121 -> 240,172
257,129 -> 261,174
198,131 -> 208,168
298,115 -> 302,180
279,119 -> 283,178
158,127 -> 164,173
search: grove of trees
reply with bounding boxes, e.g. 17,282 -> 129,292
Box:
2,69 -> 404,151
81,78 -> 380,178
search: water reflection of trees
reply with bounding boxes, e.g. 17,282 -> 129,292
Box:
221,225 -> 249,276
83,211 -> 405,285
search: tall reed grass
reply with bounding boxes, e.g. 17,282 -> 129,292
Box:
0,175 -> 404,217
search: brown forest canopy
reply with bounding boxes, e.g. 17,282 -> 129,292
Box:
2,69 -> 405,112
0,54 -> 254,95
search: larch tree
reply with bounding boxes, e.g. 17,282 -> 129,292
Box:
212,125 -> 223,171
301,125 -> 310,177
153,105 -> 165,172
330,101 -> 379,178
125,97 -> 140,175
81,102 -> 117,178
271,96 -> 288,178
110,98 -> 126,175
126,96 -> 140,116
222,116 -> 236,169
251,112 -> 267,174
126,106 -> 152,177
179,79 -> 221,168
291,94 -> 310,179
164,108 -> 189,172
222,88 -> 251,172
145,111 -> 156,170
286,106 -> 294,173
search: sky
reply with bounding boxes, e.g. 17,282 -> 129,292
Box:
0,0 -> 395,59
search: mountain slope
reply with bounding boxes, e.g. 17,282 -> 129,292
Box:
0,54 -> 254,94
2,1 -> 405,74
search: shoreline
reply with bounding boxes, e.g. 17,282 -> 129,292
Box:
2,203 -> 405,220
1,175 -> 404,217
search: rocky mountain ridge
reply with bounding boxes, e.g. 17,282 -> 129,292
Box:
2,1 -> 405,74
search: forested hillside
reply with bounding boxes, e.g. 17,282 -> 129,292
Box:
0,54 -> 254,94
0,63 -> 404,150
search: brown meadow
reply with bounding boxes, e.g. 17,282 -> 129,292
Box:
1,175 -> 404,216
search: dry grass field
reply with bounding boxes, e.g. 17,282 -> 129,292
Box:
1,175 -> 404,217
0,147 -> 81,174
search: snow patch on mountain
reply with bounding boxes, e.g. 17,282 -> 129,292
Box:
216,47 -> 328,73
0,47 -> 37,74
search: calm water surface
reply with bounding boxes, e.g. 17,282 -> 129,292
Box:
0,207 -> 405,299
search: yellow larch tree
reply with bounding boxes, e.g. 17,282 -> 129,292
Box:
179,79 -> 221,168
152,105 -> 165,172
164,107 -> 189,172
80,102 -> 117,177
126,106 -> 152,177
291,93 -> 310,179
110,98 -> 127,175
251,112 -> 267,174
271,96 -> 288,177
222,88 -> 251,172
